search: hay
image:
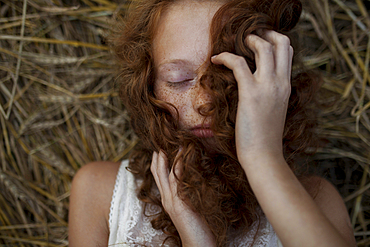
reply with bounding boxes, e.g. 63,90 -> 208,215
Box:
0,0 -> 368,246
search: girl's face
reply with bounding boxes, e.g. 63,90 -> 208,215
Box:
153,1 -> 222,138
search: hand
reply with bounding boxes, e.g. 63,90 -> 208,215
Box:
150,151 -> 216,247
211,30 -> 293,165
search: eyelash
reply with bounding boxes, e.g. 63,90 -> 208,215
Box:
166,79 -> 193,87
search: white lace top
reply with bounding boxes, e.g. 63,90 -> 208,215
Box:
108,160 -> 283,247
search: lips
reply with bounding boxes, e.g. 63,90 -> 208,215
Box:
190,125 -> 214,138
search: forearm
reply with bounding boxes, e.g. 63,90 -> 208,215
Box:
171,211 -> 216,247
241,153 -> 350,247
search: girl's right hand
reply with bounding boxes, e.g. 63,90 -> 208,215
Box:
151,151 -> 216,247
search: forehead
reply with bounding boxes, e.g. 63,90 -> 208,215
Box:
152,1 -> 223,71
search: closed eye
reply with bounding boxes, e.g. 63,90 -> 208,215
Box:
166,79 -> 194,87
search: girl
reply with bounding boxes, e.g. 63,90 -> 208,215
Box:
68,0 -> 357,246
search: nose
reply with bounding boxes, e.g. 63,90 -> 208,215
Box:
193,83 -> 212,111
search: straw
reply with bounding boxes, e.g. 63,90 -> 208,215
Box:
0,0 -> 369,246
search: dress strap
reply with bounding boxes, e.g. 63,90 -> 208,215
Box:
108,160 -> 129,236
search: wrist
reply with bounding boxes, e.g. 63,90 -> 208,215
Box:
236,135 -> 284,161
169,209 -> 216,247
238,149 -> 286,172
179,226 -> 216,247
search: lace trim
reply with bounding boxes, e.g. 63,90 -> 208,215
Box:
122,177 -> 170,247
109,160 -> 278,247
227,213 -> 277,247
109,162 -> 124,229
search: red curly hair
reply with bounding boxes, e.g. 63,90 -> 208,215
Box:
110,0 -> 322,246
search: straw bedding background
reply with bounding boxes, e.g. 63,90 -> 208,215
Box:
0,0 -> 369,246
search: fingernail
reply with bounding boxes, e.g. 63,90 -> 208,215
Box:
211,55 -> 217,60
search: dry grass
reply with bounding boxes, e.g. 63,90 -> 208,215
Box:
0,0 -> 369,246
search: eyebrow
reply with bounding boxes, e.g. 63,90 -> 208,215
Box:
157,59 -> 192,70
157,59 -> 211,77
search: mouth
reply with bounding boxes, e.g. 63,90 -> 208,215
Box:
190,125 -> 214,138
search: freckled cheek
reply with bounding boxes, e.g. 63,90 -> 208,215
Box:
167,95 -> 187,115
156,88 -> 186,114
154,85 -> 203,128
166,95 -> 198,128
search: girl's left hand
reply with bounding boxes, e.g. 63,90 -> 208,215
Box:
151,151 -> 216,247
211,30 -> 293,165
212,31 -> 357,247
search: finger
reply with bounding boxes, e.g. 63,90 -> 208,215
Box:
150,151 -> 158,179
169,165 -> 181,196
172,160 -> 182,179
245,34 -> 275,77
288,45 -> 293,77
173,146 -> 183,176
170,147 -> 184,183
211,52 -> 253,92
151,152 -> 161,192
151,152 -> 162,193
157,151 -> 171,193
151,151 -> 170,197
259,30 -> 293,80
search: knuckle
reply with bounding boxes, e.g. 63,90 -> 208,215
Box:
287,84 -> 292,95
281,84 -> 291,98
218,52 -> 229,60
169,173 -> 176,184
161,199 -> 168,209
150,163 -> 155,173
235,56 -> 246,67
276,34 -> 291,46
245,34 -> 256,44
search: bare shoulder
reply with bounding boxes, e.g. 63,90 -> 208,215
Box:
72,161 -> 121,222
302,176 -> 357,246
68,161 -> 121,247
